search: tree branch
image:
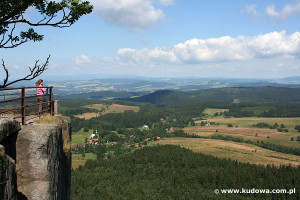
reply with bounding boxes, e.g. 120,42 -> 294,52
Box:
1,59 -> 9,87
0,55 -> 50,88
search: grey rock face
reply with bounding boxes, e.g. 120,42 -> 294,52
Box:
0,119 -> 21,200
16,120 -> 71,200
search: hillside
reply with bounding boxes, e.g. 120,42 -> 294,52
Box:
118,87 -> 300,106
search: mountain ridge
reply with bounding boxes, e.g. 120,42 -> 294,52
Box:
117,86 -> 300,106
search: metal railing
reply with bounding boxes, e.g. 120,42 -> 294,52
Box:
0,87 -> 53,125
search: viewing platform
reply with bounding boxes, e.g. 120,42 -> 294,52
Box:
0,87 -> 57,125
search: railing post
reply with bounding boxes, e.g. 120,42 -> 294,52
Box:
21,87 -> 26,125
50,86 -> 53,116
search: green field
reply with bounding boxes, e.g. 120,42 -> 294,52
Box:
72,153 -> 97,169
193,114 -> 300,148
202,108 -> 229,116
201,117 -> 300,129
153,137 -> 300,167
72,128 -> 94,147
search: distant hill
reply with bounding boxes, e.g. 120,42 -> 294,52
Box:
14,76 -> 300,95
118,87 -> 300,106
275,76 -> 300,84
118,90 -> 185,106
55,91 -> 149,100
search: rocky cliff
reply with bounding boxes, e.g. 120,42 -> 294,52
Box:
0,119 -> 21,200
0,116 -> 71,200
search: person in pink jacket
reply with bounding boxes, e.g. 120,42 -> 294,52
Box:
35,79 -> 47,115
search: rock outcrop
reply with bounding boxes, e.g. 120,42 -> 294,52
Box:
0,119 -> 21,200
16,117 -> 71,200
0,116 -> 71,200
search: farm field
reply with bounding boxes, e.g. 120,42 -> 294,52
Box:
183,125 -> 300,148
153,137 -> 300,167
192,108 -> 300,148
72,128 -> 94,147
74,103 -> 140,119
200,117 -> 300,129
202,108 -> 229,116
72,153 -> 97,170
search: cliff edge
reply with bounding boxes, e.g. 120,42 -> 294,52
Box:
0,119 -> 21,200
0,116 -> 71,200
17,116 -> 71,200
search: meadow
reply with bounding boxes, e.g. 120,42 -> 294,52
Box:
152,108 -> 300,166
153,138 -> 300,167
74,103 -> 139,119
72,153 -> 97,170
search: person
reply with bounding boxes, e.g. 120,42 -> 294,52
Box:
36,79 -> 47,115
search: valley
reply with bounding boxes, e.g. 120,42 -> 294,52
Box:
63,86 -> 300,199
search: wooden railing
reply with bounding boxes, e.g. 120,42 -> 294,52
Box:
0,87 -> 53,125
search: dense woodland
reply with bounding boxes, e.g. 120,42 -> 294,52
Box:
72,145 -> 300,200
118,87 -> 300,106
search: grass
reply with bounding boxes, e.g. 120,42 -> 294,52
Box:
189,113 -> 300,149
75,103 -> 140,119
71,128 -> 94,147
0,148 -> 4,157
34,114 -> 63,124
72,153 -> 97,170
74,112 -> 99,119
184,125 -> 300,148
152,137 -> 300,167
62,125 -> 71,158
197,117 -> 300,129
202,108 -> 229,116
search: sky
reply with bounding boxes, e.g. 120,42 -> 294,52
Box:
2,0 -> 300,80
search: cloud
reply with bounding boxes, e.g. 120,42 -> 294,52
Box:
75,55 -> 91,65
115,31 -> 300,65
241,4 -> 259,18
156,0 -> 175,6
266,2 -> 300,20
90,0 -> 173,30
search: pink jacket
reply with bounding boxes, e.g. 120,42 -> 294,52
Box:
36,84 -> 46,95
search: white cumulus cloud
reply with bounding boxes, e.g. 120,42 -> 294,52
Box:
75,55 -> 91,65
115,31 -> 300,65
156,0 -> 175,6
89,0 -> 173,30
241,4 -> 259,18
266,2 -> 300,20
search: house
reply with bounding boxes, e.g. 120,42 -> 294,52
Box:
86,139 -> 93,144
170,127 -> 177,131
87,138 -> 99,145
144,138 -> 150,141
90,133 -> 96,139
142,125 -> 149,129
112,142 -> 118,145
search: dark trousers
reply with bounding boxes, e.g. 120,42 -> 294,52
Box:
37,95 -> 44,114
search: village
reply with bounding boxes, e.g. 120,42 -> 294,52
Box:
72,116 -> 183,156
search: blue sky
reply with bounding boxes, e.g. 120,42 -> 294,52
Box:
2,0 -> 300,80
